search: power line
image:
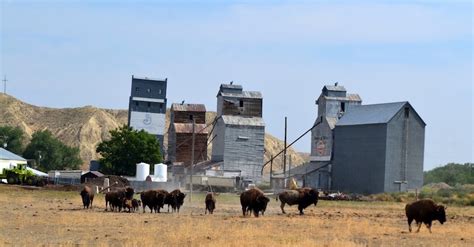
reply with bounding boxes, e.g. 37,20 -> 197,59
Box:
260,120 -> 322,175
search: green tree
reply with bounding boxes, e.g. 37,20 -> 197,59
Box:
0,126 -> 25,154
96,125 -> 162,176
424,163 -> 474,186
23,130 -> 82,171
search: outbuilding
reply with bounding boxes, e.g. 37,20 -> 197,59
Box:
81,171 -> 104,183
332,101 -> 425,194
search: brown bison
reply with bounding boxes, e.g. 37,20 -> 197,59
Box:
132,199 -> 141,212
205,192 -> 216,214
105,187 -> 135,212
80,186 -> 94,209
277,187 -> 319,215
405,199 -> 447,233
140,190 -> 167,213
240,188 -> 270,217
168,189 -> 186,213
123,198 -> 133,213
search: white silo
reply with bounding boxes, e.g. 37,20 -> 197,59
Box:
153,163 -> 167,182
136,162 -> 150,181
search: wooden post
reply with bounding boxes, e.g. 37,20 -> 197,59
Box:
283,117 -> 287,178
190,119 -> 195,202
270,155 -> 273,189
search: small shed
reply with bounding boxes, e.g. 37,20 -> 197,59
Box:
81,171 -> 104,183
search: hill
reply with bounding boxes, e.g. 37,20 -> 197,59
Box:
424,163 -> 473,186
0,93 -> 307,172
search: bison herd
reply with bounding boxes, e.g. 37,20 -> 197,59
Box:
80,186 -> 447,233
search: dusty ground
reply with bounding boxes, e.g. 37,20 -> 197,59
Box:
0,185 -> 473,246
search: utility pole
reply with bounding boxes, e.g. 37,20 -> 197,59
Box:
190,118 -> 195,202
269,155 -> 273,189
2,75 -> 7,94
283,117 -> 287,178
288,155 -> 292,178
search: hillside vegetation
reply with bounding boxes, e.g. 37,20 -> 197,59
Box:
370,163 -> 474,206
0,93 -> 307,171
424,163 -> 473,186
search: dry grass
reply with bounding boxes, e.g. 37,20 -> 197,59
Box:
1,185 -> 473,246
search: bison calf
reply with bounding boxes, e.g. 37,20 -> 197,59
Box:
205,192 -> 216,214
132,199 -> 141,212
405,199 -> 447,233
80,186 -> 94,209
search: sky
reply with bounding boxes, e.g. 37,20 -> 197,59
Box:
1,0 -> 472,171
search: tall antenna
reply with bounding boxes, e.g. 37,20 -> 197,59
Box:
2,75 -> 6,94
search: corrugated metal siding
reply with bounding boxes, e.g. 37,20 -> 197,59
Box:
385,106 -> 424,192
222,115 -> 265,126
310,118 -> 333,161
332,124 -> 387,194
211,119 -> 225,162
222,125 -> 265,180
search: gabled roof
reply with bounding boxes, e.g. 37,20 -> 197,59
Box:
220,91 -> 262,99
323,85 -> 346,92
221,115 -> 265,127
0,148 -> 26,161
82,171 -> 104,177
171,103 -> 206,112
336,101 -> 425,126
220,84 -> 243,91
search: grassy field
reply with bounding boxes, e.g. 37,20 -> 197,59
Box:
0,185 -> 473,246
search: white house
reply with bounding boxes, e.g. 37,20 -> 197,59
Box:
0,148 -> 48,177
0,147 -> 27,171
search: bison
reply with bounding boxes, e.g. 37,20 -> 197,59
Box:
405,199 -> 447,233
168,189 -> 186,213
140,190 -> 167,213
205,192 -> 216,215
132,199 -> 141,212
123,198 -> 133,213
105,191 -> 124,212
80,186 -> 94,209
240,188 -> 270,217
277,187 -> 319,215
105,187 -> 135,212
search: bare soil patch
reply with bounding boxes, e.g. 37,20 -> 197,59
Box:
1,185 -> 473,246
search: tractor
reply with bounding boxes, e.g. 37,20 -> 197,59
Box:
0,164 -> 47,186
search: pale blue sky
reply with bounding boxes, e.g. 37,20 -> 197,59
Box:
1,0 -> 472,170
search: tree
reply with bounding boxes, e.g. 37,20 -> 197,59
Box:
0,126 -> 25,154
96,125 -> 162,176
23,130 -> 82,171
424,163 -> 474,186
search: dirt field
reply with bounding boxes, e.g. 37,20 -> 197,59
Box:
1,185 -> 473,246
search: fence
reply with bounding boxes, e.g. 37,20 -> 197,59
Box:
50,177 -> 81,185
